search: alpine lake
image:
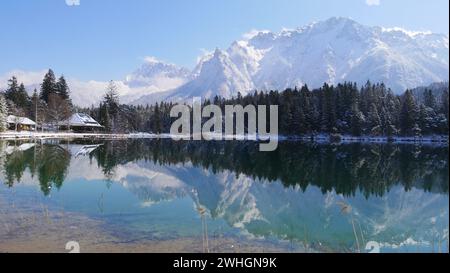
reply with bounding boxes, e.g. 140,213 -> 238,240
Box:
0,138 -> 448,253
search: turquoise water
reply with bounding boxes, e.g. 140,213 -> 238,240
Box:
0,139 -> 448,253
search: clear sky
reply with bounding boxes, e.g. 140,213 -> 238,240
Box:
0,0 -> 448,81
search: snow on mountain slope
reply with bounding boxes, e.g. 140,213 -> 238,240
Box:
121,57 -> 191,103
250,17 -> 448,93
164,49 -> 255,102
125,57 -> 190,89
3,18 -> 448,107
0,57 -> 190,107
132,17 -> 449,104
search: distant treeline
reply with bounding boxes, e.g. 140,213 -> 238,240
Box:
2,71 -> 448,137
85,81 -> 449,137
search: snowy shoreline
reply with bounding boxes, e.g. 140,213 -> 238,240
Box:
0,131 -> 448,145
0,131 -> 160,140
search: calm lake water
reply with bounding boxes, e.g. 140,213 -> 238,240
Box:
0,139 -> 448,253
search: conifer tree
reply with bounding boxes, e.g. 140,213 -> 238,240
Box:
16,83 -> 30,109
99,103 -> 111,132
152,103 -> 161,133
4,76 -> 19,102
40,69 -> 57,104
368,103 -> 382,136
56,75 -> 71,103
350,104 -> 364,136
441,90 -> 449,122
439,89 -> 449,134
423,89 -> 436,109
4,77 -> 30,109
104,81 -> 120,116
400,90 -> 418,136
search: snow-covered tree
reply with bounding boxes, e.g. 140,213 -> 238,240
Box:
367,103 -> 382,136
0,94 -> 8,132
400,90 -> 419,136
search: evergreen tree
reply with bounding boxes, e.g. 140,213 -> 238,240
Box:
299,85 -> 313,133
350,104 -> 365,136
441,90 -> 449,122
418,104 -> 436,135
104,81 -> 120,116
152,103 -> 161,133
56,75 -> 71,103
4,76 -> 19,102
439,89 -> 449,134
102,81 -> 120,132
384,90 -> 400,136
423,89 -> 436,109
4,77 -> 29,109
319,83 -> 337,132
99,103 -> 111,132
400,90 -> 418,136
16,83 -> 30,109
40,69 -> 57,104
367,103 -> 382,136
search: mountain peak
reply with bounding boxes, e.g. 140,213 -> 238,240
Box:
125,58 -> 190,90
213,47 -> 226,58
143,56 -> 163,64
324,16 -> 357,24
131,18 -> 449,105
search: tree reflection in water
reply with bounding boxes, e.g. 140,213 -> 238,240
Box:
90,139 -> 448,197
0,139 -> 448,197
0,141 -> 70,195
0,139 -> 448,252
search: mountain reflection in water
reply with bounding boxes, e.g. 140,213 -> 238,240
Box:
0,139 -> 448,253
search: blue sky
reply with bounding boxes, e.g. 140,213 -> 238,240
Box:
0,0 -> 448,81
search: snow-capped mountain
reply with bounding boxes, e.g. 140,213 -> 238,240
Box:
0,57 -> 192,107
248,17 -> 448,93
125,57 -> 191,88
68,57 -> 191,105
120,57 -> 191,103
132,17 -> 449,105
3,17 -> 448,107
164,49 -> 255,102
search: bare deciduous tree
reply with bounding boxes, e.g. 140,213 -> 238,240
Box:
48,93 -> 72,131
31,90 -> 47,132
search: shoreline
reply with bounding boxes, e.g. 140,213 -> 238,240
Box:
289,134 -> 449,144
0,131 -> 448,145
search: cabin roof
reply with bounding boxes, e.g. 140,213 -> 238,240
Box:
64,113 -> 103,127
7,115 -> 36,126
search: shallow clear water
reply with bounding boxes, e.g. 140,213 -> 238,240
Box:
0,139 -> 448,253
